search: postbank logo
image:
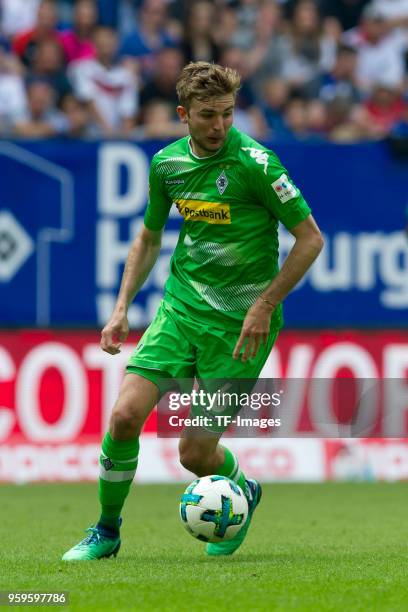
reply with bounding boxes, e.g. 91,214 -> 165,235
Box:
175,199 -> 231,224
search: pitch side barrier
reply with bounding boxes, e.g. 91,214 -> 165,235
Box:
1,330 -> 408,481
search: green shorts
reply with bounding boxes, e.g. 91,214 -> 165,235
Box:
127,299 -> 279,393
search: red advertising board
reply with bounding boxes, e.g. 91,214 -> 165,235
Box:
0,329 -> 407,482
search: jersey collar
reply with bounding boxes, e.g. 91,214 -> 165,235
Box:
187,128 -> 234,161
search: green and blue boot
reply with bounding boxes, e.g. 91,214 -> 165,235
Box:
62,522 -> 121,561
206,479 -> 262,556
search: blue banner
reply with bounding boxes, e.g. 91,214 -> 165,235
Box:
0,139 -> 407,328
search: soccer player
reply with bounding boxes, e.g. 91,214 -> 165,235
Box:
62,62 -> 323,561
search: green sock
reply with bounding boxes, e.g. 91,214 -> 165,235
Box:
216,446 -> 249,498
98,432 -> 139,531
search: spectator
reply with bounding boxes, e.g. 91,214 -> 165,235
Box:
281,97 -> 311,141
58,0 -> 75,28
236,0 -> 259,28
13,79 -> 68,137
306,99 -> 328,137
261,77 -> 291,137
116,1 -> 140,38
219,46 -> 254,107
372,0 -> 408,20
0,0 -> 41,39
31,39 -> 72,102
0,41 -> 24,75
120,0 -> 177,77
326,96 -> 361,141
181,1 -> 221,64
244,1 -> 287,97
59,0 -> 98,64
69,26 -> 137,136
280,0 -> 337,98
226,0 -> 259,50
320,0 -> 371,31
362,81 -> 406,136
213,4 -> 240,48
219,45 -> 268,139
139,46 -> 184,113
59,92 -> 95,137
344,4 -> 407,92
135,98 -> 187,139
319,44 -> 361,104
0,0 -> 405,142
12,0 -> 63,68
0,48 -> 27,134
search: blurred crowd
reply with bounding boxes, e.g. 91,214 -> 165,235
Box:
0,0 -> 407,142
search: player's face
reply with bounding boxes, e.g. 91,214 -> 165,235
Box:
178,95 -> 235,157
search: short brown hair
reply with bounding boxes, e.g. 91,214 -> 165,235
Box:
176,61 -> 241,109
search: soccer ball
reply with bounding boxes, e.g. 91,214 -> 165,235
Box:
179,475 -> 248,543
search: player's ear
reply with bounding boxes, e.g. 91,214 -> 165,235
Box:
177,105 -> 188,123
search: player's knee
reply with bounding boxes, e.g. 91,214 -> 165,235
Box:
179,446 -> 208,475
110,406 -> 144,438
179,450 -> 203,475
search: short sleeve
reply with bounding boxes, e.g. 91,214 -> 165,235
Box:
143,156 -> 173,231
249,149 -> 311,230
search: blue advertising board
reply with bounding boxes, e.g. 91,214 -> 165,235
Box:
0,138 -> 407,328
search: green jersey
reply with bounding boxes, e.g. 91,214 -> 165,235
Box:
144,126 -> 311,331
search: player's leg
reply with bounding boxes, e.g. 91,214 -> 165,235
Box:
178,429 -> 261,557
62,300 -> 195,560
62,372 -> 159,561
178,435 -> 248,497
97,372 -> 159,533
189,326 -> 280,555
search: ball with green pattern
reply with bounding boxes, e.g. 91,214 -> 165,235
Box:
179,475 -> 248,543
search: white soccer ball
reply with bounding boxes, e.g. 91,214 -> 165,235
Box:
179,475 -> 248,543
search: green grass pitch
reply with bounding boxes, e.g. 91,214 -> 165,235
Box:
1,482 -> 407,611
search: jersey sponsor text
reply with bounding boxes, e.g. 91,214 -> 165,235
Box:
175,199 -> 231,224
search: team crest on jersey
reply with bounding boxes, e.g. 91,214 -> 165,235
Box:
216,171 -> 228,195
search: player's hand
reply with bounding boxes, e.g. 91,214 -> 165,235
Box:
233,300 -> 274,362
100,313 -> 129,355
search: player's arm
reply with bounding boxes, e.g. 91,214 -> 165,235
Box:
259,214 -> 323,307
101,154 -> 171,355
233,215 -> 323,360
101,225 -> 163,354
234,152 -> 323,361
